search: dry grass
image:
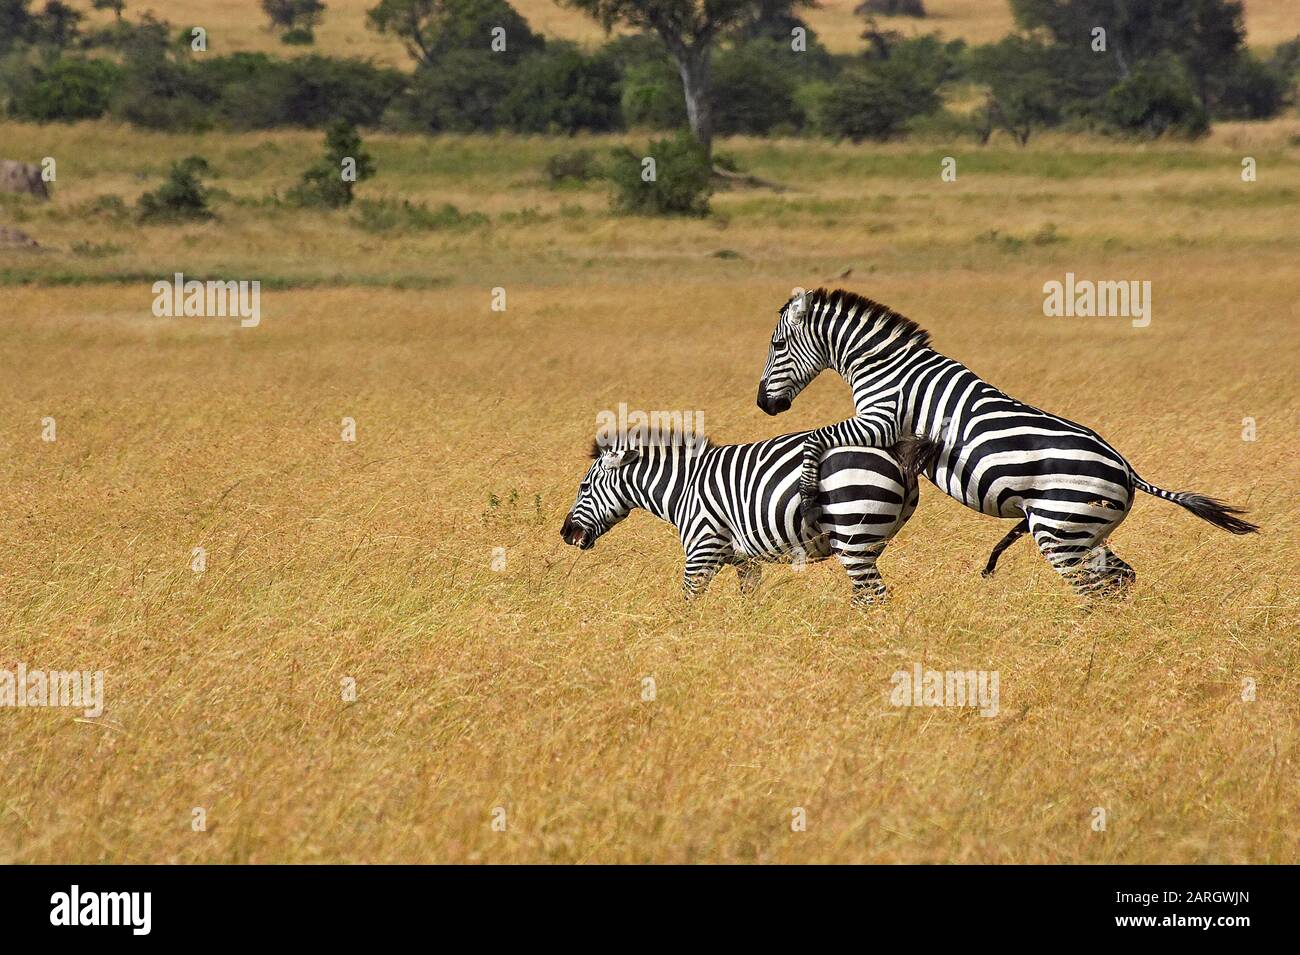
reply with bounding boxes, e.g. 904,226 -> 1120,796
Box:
0,114 -> 1297,863
87,0 -> 1300,62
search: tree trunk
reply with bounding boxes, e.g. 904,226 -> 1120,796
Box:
675,44 -> 714,159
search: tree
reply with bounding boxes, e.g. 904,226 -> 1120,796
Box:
91,0 -> 125,20
32,0 -> 83,49
818,57 -> 942,141
261,0 -> 326,36
971,35 -> 1064,144
0,0 -> 36,54
366,0 -> 542,68
1009,0 -> 1244,91
559,0 -> 808,157
137,156 -> 215,222
288,119 -> 375,207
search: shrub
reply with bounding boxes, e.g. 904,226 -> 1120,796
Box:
115,53 -> 217,131
261,0 -> 324,36
856,0 -> 926,16
287,120 -> 374,208
352,199 -> 487,233
970,36 -> 1066,143
1104,55 -> 1208,137
819,48 -> 946,141
136,156 -> 215,222
199,53 -> 406,129
499,43 -> 622,134
281,27 -> 315,45
713,40 -> 803,135
608,133 -> 711,217
10,57 -> 121,121
74,194 -> 129,221
399,50 -> 512,132
546,149 -> 600,184
1212,52 -> 1288,119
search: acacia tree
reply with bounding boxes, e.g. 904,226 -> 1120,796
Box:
560,1 -> 803,157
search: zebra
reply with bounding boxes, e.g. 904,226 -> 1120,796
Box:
755,288 -> 1259,595
560,430 -> 940,606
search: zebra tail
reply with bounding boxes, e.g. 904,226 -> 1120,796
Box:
893,434 -> 943,484
1132,476 -> 1260,535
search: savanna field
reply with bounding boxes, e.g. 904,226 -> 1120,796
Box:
1,3 -> 1298,864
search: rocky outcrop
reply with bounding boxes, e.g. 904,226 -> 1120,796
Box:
0,160 -> 50,200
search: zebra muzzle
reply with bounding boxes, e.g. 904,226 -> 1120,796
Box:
560,515 -> 594,549
756,381 -> 791,416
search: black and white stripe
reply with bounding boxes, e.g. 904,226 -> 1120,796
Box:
757,288 -> 1258,594
561,431 -> 938,605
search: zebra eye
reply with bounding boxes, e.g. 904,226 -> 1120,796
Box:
772,336 -> 786,348
580,481 -> 591,491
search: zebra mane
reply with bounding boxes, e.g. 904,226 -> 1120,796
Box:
589,435 -> 711,459
806,288 -> 932,351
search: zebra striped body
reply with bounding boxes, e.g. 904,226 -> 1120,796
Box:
561,432 -> 936,604
757,288 -> 1257,594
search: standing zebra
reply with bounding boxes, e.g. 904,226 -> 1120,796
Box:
560,430 -> 940,606
755,288 -> 1258,595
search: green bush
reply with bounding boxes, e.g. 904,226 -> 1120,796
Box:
1212,52 -> 1288,120
281,27 -> 315,45
9,57 -> 121,121
499,43 -> 622,134
352,199 -> 488,233
819,62 -> 941,141
856,0 -> 926,16
546,149 -> 600,184
114,53 -> 218,130
1104,55 -> 1208,137
970,36 -> 1066,143
713,40 -> 803,135
819,35 -> 955,141
198,53 -> 406,129
608,133 -> 711,217
287,120 -> 375,208
136,156 -> 215,223
399,50 -> 512,132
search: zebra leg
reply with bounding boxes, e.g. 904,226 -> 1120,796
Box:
1024,509 -> 1132,597
1080,545 -> 1136,596
735,559 -> 762,595
825,521 -> 889,606
681,547 -> 726,602
982,518 -> 1030,578
798,432 -> 830,531
841,542 -> 889,607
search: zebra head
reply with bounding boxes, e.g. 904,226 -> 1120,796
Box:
560,446 -> 640,550
757,290 -> 828,416
758,288 -> 932,416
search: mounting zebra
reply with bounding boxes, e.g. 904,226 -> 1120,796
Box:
560,430 -> 940,606
755,288 -> 1259,595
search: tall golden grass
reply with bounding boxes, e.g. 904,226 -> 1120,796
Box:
0,109 -> 1296,862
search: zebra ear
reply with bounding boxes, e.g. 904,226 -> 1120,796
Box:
788,291 -> 808,325
601,448 -> 639,469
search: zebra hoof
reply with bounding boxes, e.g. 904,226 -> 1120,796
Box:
851,589 -> 888,609
800,505 -> 823,532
